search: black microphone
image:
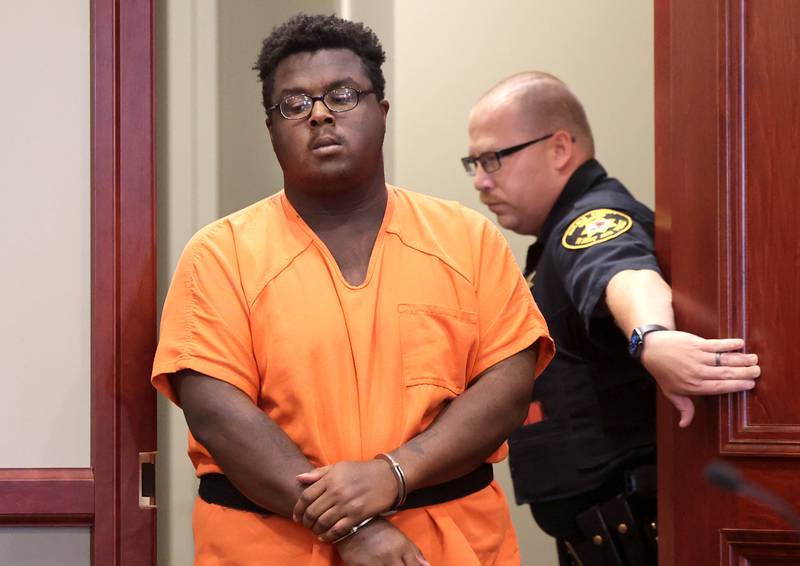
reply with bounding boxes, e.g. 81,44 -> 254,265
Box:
704,459 -> 800,532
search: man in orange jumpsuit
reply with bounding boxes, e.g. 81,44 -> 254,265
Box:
152,14 -> 553,565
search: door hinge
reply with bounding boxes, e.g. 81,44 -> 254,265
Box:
139,451 -> 157,509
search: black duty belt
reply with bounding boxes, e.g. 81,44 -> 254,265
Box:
562,465 -> 658,566
199,463 -> 494,516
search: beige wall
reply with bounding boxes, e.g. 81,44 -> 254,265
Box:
218,0 -> 336,216
391,0 -> 654,265
157,2 -> 653,564
0,2 -> 91,469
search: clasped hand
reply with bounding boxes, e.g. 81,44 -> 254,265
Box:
294,460 -> 430,565
293,459 -> 399,542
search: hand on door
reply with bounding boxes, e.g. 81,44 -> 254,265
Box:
640,332 -> 760,427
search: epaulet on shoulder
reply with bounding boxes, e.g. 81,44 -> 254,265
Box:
575,177 -> 637,211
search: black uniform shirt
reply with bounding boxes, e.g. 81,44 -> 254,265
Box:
509,159 -> 659,504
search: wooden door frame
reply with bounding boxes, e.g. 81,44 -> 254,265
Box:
0,1 -> 157,564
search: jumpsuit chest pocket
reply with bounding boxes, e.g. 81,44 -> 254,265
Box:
397,304 -> 479,395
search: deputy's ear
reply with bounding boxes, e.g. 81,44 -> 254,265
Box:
551,130 -> 574,170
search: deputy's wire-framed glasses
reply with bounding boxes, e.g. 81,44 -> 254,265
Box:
267,86 -> 376,120
461,133 -> 555,176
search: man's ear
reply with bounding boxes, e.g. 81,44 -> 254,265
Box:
551,130 -> 574,170
265,117 -> 275,143
379,99 -> 390,124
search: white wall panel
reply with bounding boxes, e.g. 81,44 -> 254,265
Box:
0,528 -> 90,566
0,1 -> 90,468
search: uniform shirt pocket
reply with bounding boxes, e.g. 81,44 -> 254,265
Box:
398,304 -> 479,395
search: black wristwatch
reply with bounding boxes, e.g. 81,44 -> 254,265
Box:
627,324 -> 669,358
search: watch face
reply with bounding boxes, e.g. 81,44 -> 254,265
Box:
628,330 -> 644,357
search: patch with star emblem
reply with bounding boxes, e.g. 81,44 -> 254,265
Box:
561,208 -> 633,250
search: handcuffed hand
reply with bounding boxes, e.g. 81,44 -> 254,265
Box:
335,517 -> 430,566
293,459 -> 399,542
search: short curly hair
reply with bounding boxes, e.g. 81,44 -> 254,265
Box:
253,13 -> 386,113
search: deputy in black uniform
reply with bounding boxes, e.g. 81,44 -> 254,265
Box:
463,71 -> 761,565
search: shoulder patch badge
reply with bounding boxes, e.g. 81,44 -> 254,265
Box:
561,208 -> 633,250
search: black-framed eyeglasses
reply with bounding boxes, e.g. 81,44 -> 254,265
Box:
461,133 -> 555,176
267,86 -> 376,120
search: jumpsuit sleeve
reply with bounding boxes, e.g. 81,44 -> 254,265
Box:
151,221 -> 260,404
468,214 -> 554,382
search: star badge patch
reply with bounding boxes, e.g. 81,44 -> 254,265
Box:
561,208 -> 633,250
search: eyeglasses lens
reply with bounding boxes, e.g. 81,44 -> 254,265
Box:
279,87 -> 360,119
479,154 -> 500,174
280,95 -> 313,119
324,88 -> 358,112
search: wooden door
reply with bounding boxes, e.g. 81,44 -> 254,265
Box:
655,0 -> 800,563
0,1 -> 157,564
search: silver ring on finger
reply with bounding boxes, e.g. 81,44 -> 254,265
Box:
715,352 -> 722,367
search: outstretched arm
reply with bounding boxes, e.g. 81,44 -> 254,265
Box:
605,269 -> 760,428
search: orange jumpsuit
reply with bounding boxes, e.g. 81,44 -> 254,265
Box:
152,186 -> 554,565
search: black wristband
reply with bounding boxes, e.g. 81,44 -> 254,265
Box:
628,324 -> 669,358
